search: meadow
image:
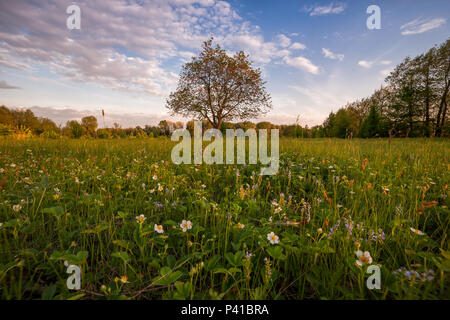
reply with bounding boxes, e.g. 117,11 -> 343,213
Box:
0,137 -> 449,300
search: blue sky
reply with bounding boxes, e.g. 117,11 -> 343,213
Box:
0,0 -> 449,127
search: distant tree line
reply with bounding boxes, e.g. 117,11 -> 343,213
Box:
318,38 -> 449,138
0,107 -> 188,139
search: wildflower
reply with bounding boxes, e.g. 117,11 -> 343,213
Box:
237,222 -> 245,229
355,250 -> 373,267
154,224 -> 164,234
120,276 -> 128,283
180,220 -> 192,232
274,207 -> 282,214
393,268 -> 434,282
74,177 -> 79,183
0,222 -> 3,227
13,204 -> 22,212
53,194 -> 60,200
141,183 -> 146,190
267,232 -> 279,245
317,228 -> 323,234
136,214 -> 146,224
152,175 -> 158,180
245,252 -> 253,259
410,227 -> 425,236
158,183 -> 163,192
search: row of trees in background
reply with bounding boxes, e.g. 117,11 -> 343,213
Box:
0,101 -> 447,139
0,105 -> 312,138
0,106 -> 187,139
320,38 -> 449,138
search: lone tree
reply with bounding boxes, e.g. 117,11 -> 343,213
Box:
166,39 -> 272,129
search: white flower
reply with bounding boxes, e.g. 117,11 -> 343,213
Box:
152,175 -> 158,180
267,232 -> 279,245
0,222 -> 3,227
135,214 -> 146,224
410,227 -> 425,236
180,220 -> 192,232
13,204 -> 22,212
355,250 -> 373,267
154,224 -> 164,234
237,222 -> 245,229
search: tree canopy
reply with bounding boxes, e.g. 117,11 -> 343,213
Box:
166,39 -> 272,129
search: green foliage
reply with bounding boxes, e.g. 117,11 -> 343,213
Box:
65,120 -> 84,138
0,124 -> 12,136
81,116 -> 98,137
0,135 -> 448,300
359,105 -> 382,138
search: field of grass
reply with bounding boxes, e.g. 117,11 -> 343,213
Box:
0,137 -> 449,300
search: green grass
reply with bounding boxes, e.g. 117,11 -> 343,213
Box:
0,137 -> 449,299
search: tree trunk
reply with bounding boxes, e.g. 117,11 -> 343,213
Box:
435,82 -> 449,136
424,71 -> 431,137
435,56 -> 450,137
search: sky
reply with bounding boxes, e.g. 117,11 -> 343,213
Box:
0,0 -> 449,128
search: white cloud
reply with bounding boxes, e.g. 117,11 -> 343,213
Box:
321,48 -> 344,61
290,42 -> 306,50
379,68 -> 393,79
29,106 -> 182,127
304,2 -> 346,16
287,81 -> 356,122
400,18 -> 446,35
284,56 -> 319,74
358,60 -> 393,69
358,60 -> 373,68
277,34 -> 291,48
0,0 -> 293,96
0,80 -> 20,89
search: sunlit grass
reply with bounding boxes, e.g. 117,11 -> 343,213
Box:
0,137 -> 448,299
